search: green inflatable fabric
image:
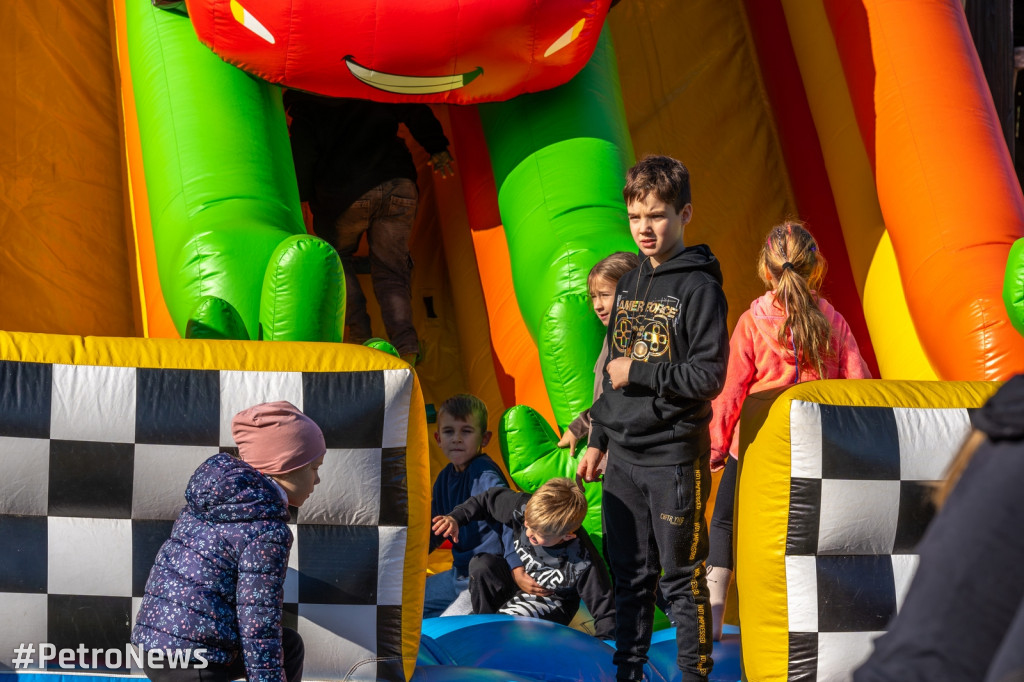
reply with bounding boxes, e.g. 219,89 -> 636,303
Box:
125,0 -> 342,341
479,27 -> 636,431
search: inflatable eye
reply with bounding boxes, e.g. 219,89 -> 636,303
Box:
544,18 -> 586,58
228,0 -> 274,44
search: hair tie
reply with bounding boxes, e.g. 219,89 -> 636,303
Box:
782,262 -> 796,272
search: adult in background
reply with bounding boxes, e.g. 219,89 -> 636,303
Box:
286,91 -> 454,365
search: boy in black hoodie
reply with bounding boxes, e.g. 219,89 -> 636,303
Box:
431,477 -> 616,639
578,155 -> 729,682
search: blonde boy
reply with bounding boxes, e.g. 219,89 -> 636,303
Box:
432,477 -> 615,638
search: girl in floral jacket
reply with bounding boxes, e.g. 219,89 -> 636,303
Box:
132,401 -> 326,682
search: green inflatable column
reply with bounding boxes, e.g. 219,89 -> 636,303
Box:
126,0 -> 342,340
478,27 -> 636,430
500,405 -> 605,550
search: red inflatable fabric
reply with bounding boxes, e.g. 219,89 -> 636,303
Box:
185,0 -> 611,104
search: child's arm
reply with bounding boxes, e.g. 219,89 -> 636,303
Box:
235,526 -> 293,682
709,313 -> 758,470
398,104 -> 451,160
448,486 -> 529,527
558,409 -> 590,452
622,281 -> 730,400
575,531 -> 616,639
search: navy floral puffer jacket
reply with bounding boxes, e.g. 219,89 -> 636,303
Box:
132,453 -> 292,682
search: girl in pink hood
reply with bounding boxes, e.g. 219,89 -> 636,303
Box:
706,220 -> 871,640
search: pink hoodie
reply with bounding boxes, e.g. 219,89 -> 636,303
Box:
709,291 -> 871,469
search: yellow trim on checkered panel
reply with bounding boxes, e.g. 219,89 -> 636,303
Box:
402,370 -> 430,681
735,379 -> 999,682
0,330 -> 431,680
0,330 -> 423,373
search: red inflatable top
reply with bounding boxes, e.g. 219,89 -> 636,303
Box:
185,0 -> 612,104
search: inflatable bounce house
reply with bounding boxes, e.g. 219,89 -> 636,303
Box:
3,0 -> 1024,679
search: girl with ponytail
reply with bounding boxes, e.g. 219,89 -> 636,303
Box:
705,220 -> 871,640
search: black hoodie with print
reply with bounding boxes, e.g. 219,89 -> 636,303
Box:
589,244 -> 729,466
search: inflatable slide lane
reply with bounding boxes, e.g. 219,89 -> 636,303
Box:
741,0 -> 1024,381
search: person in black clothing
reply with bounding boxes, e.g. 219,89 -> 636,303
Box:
285,92 -> 453,363
854,375 -> 1024,682
432,477 -> 616,639
577,155 -> 729,682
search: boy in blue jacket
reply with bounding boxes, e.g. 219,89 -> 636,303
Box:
133,401 -> 327,682
425,394 -> 513,617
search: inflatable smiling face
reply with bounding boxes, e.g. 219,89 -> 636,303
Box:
185,0 -> 612,104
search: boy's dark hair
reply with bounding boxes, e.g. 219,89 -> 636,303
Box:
623,154 -> 691,211
438,393 -> 488,432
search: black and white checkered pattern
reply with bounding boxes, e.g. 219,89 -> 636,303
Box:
0,360 -> 415,681
783,401 -> 973,680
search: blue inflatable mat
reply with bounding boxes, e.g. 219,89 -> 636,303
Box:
418,615 -> 617,680
417,616 -> 742,682
646,626 -> 742,681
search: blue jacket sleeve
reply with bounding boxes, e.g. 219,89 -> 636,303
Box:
467,471 -> 520,568
502,523 -> 522,570
469,469 -> 507,498
236,525 -> 292,682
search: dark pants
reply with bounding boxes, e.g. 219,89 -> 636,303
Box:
707,456 -> 737,570
143,628 -> 304,682
854,441 -> 1024,682
333,177 -> 419,355
468,553 -> 577,626
603,447 -> 713,682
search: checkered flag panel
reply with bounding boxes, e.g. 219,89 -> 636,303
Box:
0,360 -> 417,681
784,400 -> 971,680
